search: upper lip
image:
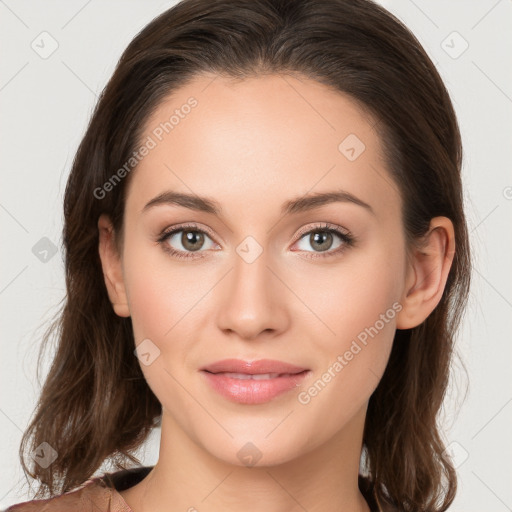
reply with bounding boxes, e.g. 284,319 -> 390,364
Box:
200,359 -> 308,375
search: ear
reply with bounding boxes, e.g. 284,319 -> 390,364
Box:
396,216 -> 455,329
98,214 -> 130,317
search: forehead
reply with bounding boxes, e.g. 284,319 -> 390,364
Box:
125,73 -> 399,223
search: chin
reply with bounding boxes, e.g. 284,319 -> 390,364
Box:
199,427 -> 310,469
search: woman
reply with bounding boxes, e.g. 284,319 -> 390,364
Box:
7,0 -> 471,511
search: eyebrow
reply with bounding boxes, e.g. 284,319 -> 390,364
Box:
142,189 -> 375,216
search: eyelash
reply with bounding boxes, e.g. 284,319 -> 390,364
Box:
156,222 -> 356,261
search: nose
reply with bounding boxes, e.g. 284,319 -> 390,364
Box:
214,247 -> 290,341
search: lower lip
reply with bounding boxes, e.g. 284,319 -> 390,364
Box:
201,370 -> 310,404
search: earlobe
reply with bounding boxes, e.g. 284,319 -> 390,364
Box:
396,217 -> 455,329
97,214 -> 130,318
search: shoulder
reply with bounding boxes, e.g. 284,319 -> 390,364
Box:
3,476 -> 114,512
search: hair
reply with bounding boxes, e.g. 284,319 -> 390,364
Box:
18,0 -> 471,510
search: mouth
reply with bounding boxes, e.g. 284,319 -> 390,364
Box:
199,359 -> 310,404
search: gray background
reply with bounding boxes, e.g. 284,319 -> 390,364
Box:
1,0 -> 511,510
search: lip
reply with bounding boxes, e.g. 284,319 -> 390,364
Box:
200,358 -> 308,375
200,359 -> 310,405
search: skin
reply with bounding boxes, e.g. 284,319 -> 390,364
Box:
98,73 -> 455,512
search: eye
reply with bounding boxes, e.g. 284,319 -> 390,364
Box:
157,223 -> 219,260
157,222 -> 355,261
292,222 -> 355,259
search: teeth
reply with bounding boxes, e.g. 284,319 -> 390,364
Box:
221,372 -> 282,380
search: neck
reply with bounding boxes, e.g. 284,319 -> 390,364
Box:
121,404 -> 371,512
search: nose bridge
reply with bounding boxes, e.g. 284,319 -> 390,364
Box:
233,241 -> 272,299
215,238 -> 288,339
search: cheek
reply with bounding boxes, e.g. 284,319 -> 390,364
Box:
121,241 -> 218,379
121,238 -> 182,343
121,242 -> 202,407
293,240 -> 403,342
294,242 -> 403,398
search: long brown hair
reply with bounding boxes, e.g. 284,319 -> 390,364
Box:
18,0 -> 471,510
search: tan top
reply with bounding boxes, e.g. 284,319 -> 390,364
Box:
4,467 -> 153,512
5,466 -> 385,511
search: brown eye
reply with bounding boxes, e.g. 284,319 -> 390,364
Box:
294,225 -> 354,257
180,230 -> 205,252
158,224 -> 218,259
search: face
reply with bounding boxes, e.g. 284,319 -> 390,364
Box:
106,73 -> 411,466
